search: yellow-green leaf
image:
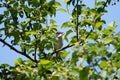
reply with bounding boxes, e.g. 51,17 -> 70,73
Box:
40,59 -> 51,65
25,31 -> 37,35
54,2 -> 61,7
102,37 -> 114,44
95,1 -> 105,7
95,21 -> 103,29
50,19 -> 56,24
81,19 -> 93,26
100,61 -> 108,69
57,8 -> 66,12
61,51 -> 69,58
108,21 -> 116,31
14,58 -> 23,65
65,0 -> 70,3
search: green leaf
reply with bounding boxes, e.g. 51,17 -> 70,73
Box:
81,19 -> 93,26
4,11 -> 9,16
65,0 -> 70,3
116,69 -> 120,78
87,32 -> 97,40
62,21 -> 75,28
97,46 -> 107,56
14,58 -> 23,65
0,14 -> 4,21
80,67 -> 89,80
50,19 -> 56,24
100,70 -> 107,78
23,5 -> 32,14
54,2 -> 61,7
95,14 -> 103,21
95,21 -> 104,29
20,22 -> 27,27
51,76 -> 59,80
112,53 -> 120,68
50,38 -> 57,44
70,36 -> 77,43
25,31 -> 37,35
108,21 -> 116,31
50,25 -> 57,32
40,59 -> 51,65
64,29 -> 73,42
102,37 -> 114,44
103,30 -> 111,36
113,61 -> 120,68
100,60 -> 109,69
57,8 -> 66,12
61,51 -> 69,58
95,1 -> 105,7
0,64 -> 10,68
19,11 -> 24,18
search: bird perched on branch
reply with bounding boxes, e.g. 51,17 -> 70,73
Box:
54,31 -> 63,51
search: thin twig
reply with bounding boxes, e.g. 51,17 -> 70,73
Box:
76,0 -> 79,41
102,0 -> 109,9
34,43 -> 37,62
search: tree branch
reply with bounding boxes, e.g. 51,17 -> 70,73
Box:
34,43 -> 37,62
102,0 -> 109,9
76,0 -> 79,41
0,39 -> 37,63
51,40 -> 83,55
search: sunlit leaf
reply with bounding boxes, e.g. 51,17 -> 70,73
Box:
95,21 -> 104,29
25,31 -> 37,35
54,2 -> 61,7
27,66 -> 32,70
65,0 -> 70,3
116,69 -> 120,78
95,14 -> 103,21
95,1 -> 105,7
102,37 -> 114,44
100,70 -> 107,78
61,51 -> 69,58
50,19 -> 56,24
113,61 -> 120,68
14,58 -> 23,65
87,32 -> 97,40
57,8 -> 66,12
108,21 -> 116,31
62,21 -> 75,28
40,59 -> 51,65
81,19 -> 93,26
100,60 -> 110,69
64,29 -> 73,42
20,22 -> 27,27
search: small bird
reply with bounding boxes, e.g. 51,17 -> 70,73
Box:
54,31 -> 63,51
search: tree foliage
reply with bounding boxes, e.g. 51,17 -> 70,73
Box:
0,0 -> 120,79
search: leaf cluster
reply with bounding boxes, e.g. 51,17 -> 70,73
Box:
0,0 -> 120,80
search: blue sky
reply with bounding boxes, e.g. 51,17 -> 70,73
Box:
0,0 -> 120,65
